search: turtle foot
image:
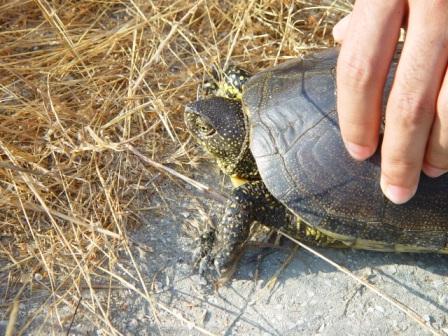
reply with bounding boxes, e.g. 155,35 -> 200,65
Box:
192,229 -> 220,282
192,229 -> 239,285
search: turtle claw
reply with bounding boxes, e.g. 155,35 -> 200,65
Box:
193,230 -> 215,260
196,251 -> 222,287
198,254 -> 213,277
192,229 -> 220,281
212,249 -> 232,276
192,229 -> 238,285
196,250 -> 234,287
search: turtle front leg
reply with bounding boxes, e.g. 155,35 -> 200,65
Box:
198,180 -> 292,280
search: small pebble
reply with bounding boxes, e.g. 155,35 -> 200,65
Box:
296,319 -> 305,326
374,305 -> 385,313
95,329 -> 105,336
180,211 -> 190,218
364,267 -> 374,276
137,307 -> 146,321
127,318 -> 138,331
432,279 -> 445,288
154,281 -> 163,292
187,321 -> 195,330
388,265 -> 398,275
208,296 -> 218,304
423,315 -> 434,324
439,295 -> 448,306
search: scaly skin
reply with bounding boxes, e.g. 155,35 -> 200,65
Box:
201,180 -> 293,280
204,66 -> 251,99
185,85 -> 339,281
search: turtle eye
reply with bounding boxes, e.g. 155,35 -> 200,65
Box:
196,117 -> 216,137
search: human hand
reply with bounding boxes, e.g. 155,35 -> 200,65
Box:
333,0 -> 448,204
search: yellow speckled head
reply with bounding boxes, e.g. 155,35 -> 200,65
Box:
185,96 -> 259,180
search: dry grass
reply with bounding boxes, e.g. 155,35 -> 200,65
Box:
0,0 -> 351,333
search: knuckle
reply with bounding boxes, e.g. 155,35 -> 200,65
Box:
337,53 -> 376,92
390,92 -> 435,128
384,156 -> 420,173
382,157 -> 420,186
382,146 -> 421,174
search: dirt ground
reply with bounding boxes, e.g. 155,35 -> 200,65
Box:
2,164 -> 447,335
112,165 -> 448,336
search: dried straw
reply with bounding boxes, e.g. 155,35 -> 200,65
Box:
0,0 -> 351,333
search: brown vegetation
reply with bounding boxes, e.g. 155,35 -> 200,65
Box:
0,0 -> 351,333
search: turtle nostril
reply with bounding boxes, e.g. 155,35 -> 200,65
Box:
185,102 -> 198,113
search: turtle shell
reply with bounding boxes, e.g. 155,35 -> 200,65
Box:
243,49 -> 448,251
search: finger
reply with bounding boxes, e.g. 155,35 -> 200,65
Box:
332,13 -> 351,43
423,67 -> 448,177
381,0 -> 448,204
337,0 -> 405,160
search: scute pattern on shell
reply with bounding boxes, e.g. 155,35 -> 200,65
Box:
245,49 -> 448,251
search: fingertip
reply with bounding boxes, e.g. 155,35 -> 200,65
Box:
380,178 -> 417,205
422,162 -> 448,178
345,141 -> 376,161
332,14 -> 351,43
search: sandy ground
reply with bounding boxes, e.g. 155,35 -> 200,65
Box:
1,163 -> 448,335
121,164 -> 448,336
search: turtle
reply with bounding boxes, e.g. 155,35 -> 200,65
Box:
184,48 -> 448,280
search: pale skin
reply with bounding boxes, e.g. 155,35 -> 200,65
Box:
333,0 -> 448,204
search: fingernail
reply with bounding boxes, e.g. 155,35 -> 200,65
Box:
423,163 -> 447,178
380,179 -> 417,205
345,142 -> 372,160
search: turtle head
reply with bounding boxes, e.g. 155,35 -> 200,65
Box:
185,96 -> 259,179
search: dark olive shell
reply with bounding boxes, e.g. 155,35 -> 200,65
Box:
243,49 -> 448,250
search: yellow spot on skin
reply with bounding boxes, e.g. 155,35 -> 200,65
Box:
230,175 -> 248,187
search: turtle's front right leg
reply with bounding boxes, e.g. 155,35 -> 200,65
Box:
197,180 -> 292,280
